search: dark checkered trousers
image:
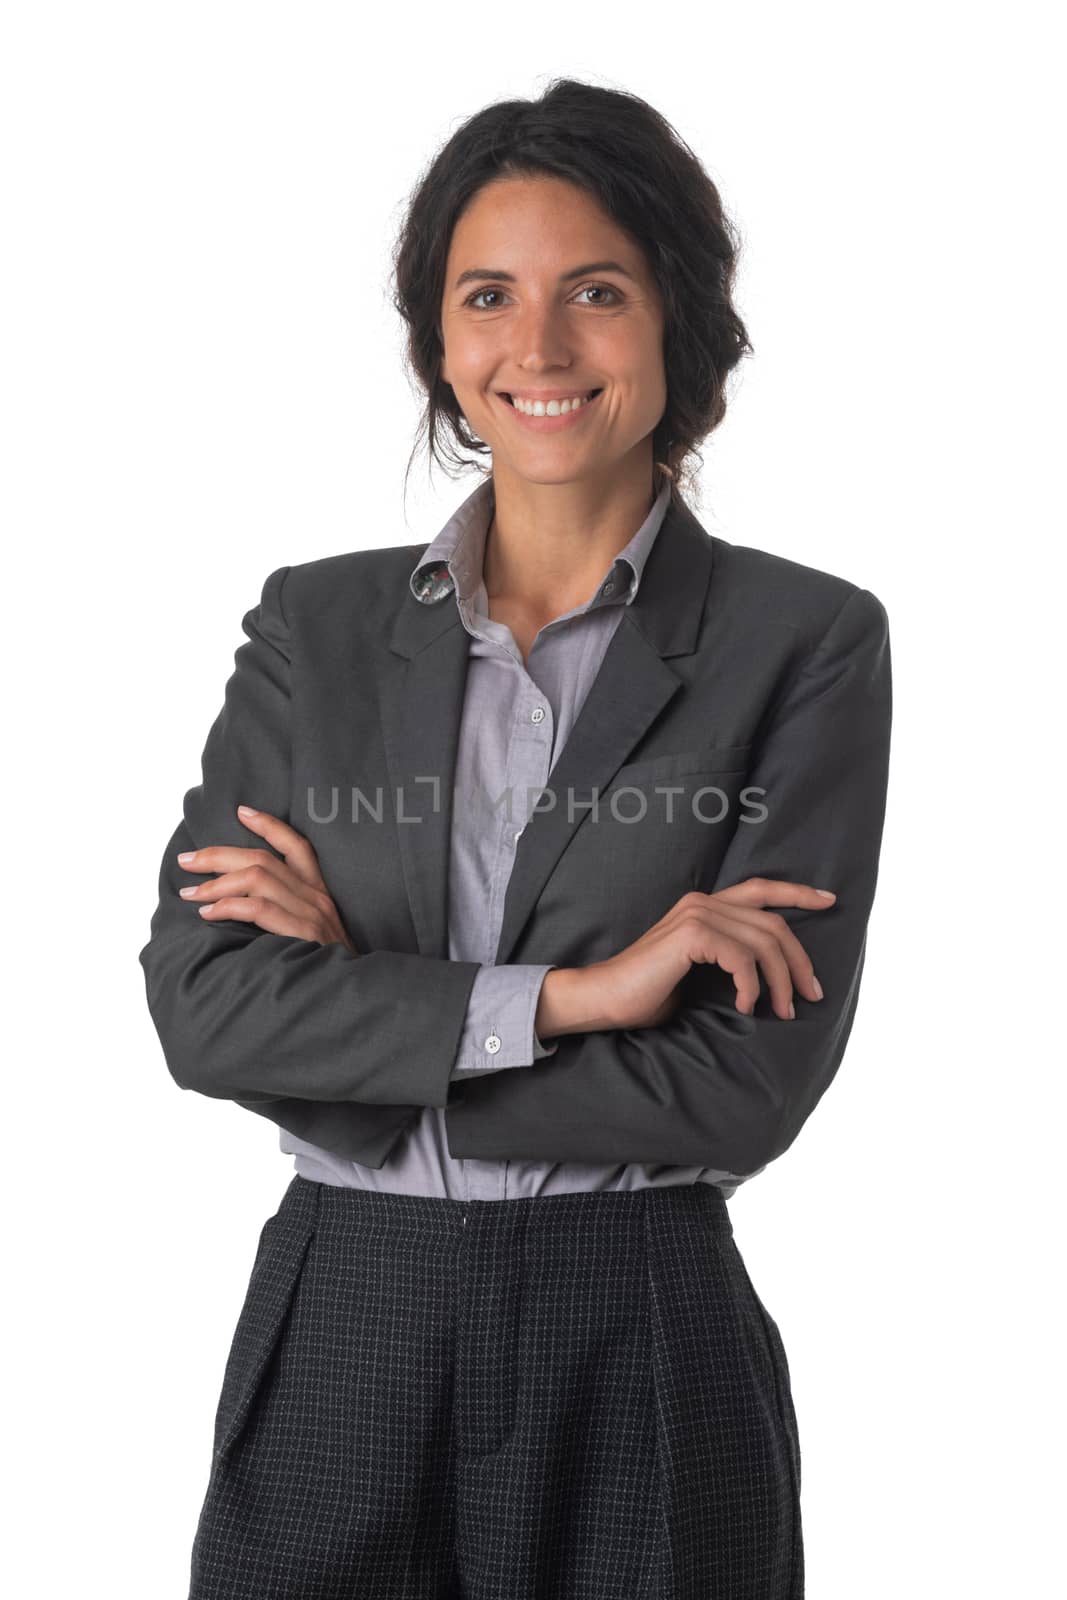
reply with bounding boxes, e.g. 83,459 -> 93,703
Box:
189,1175 -> 803,1598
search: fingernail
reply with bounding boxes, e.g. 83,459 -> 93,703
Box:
198,905 -> 215,915
177,851 -> 196,864
816,889 -> 835,899
812,975 -> 823,1000
179,886 -> 198,898
787,1001 -> 795,1020
238,805 -> 258,817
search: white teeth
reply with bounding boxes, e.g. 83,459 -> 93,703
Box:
509,392 -> 596,416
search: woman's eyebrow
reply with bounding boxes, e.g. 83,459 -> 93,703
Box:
453,259 -> 637,289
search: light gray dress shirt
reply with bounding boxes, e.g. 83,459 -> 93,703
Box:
280,467 -> 757,1201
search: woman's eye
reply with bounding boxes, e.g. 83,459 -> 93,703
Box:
575,285 -> 618,306
465,284 -> 619,310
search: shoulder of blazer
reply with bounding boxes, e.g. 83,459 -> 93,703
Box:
271,544 -> 427,622
704,532 -> 884,653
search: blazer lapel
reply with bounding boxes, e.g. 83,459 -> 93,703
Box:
385,494 -> 715,968
384,593 -> 471,961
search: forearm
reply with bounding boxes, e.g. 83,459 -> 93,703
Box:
534,964 -> 618,1038
139,808 -> 485,1107
140,913 -> 484,1106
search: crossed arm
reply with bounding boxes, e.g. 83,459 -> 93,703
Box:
138,565 -> 891,1174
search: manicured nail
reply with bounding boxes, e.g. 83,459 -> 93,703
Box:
812,975 -> 823,1000
179,886 -> 198,898
787,1001 -> 795,1020
198,905 -> 215,915
816,889 -> 835,898
238,805 -> 258,817
177,851 -> 196,864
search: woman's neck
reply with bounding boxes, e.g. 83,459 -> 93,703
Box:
482,460 -> 660,616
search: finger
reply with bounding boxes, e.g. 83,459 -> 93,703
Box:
700,936 -> 762,1017
676,917 -> 761,1017
199,890 -> 356,953
682,903 -> 798,1020
177,846 -> 315,909
234,806 -> 327,889
750,927 -> 797,1020
177,847 -> 303,906
704,899 -> 824,1005
177,844 -> 293,878
197,895 -> 323,943
180,863 -> 326,923
713,878 -> 837,910
712,918 -> 795,1019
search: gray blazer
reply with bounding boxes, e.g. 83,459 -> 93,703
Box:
138,490 -> 892,1175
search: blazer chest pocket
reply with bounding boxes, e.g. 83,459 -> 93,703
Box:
603,743 -> 753,794
571,745 -> 755,936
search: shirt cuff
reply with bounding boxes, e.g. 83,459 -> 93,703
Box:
450,964 -> 560,1079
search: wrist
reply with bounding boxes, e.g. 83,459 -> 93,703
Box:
535,965 -> 617,1038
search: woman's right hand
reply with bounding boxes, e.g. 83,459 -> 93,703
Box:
576,878 -> 837,1030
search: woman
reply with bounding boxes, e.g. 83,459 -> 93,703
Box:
140,78 -> 892,1599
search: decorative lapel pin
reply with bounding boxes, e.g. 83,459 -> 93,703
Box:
412,562 -> 456,604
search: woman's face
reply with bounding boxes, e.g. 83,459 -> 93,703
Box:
439,174 -> 667,488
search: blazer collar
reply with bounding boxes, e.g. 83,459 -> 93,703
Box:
384,486 -> 715,966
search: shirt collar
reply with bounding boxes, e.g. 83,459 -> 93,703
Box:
408,470 -> 673,611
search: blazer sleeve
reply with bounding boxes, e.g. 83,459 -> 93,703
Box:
137,565 -> 489,1109
444,585 -> 893,1174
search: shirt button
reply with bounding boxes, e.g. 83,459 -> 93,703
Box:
484,1033 -> 501,1054
531,707 -> 546,723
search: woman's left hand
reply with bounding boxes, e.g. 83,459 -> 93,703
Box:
176,805 -> 359,954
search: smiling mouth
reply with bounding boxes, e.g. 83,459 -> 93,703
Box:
500,388 -> 603,409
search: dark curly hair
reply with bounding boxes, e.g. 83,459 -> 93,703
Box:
390,76 -> 753,510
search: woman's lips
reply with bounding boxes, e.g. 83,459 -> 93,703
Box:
496,389 -> 604,433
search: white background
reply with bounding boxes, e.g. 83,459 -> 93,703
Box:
4,2 -> 1062,1594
